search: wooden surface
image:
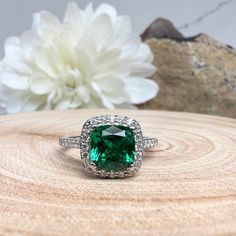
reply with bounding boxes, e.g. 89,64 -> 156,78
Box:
0,109 -> 236,236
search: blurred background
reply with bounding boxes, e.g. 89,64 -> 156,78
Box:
0,0 -> 236,118
0,0 -> 236,58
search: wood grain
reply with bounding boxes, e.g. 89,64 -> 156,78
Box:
0,109 -> 235,236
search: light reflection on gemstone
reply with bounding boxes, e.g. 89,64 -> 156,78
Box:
90,125 -> 135,172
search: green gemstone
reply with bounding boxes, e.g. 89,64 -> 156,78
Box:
90,125 -> 136,172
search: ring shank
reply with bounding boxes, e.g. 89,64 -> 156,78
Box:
59,136 -> 81,148
59,136 -> 158,149
143,137 -> 158,149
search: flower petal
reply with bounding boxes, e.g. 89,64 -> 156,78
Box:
76,86 -> 90,104
33,11 -> 61,36
31,76 -> 54,95
34,46 -> 59,78
3,91 -> 42,113
94,49 -> 122,74
20,31 -> 41,54
90,14 -> 113,50
22,96 -> 44,112
104,93 -> 127,104
1,71 -> 29,90
125,77 -> 159,104
91,81 -> 114,109
55,98 -> 72,110
4,37 -> 31,73
5,95 -> 23,113
129,62 -> 157,77
70,95 -> 82,109
64,2 -> 83,27
95,4 -> 117,23
5,36 -> 20,47
97,76 -> 124,93
101,96 -> 115,109
115,103 -> 137,109
135,43 -> 154,63
97,76 -> 127,104
76,34 -> 97,65
120,36 -> 141,59
114,16 -> 132,38
84,3 -> 94,22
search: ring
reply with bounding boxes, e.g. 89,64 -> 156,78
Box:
59,115 -> 158,178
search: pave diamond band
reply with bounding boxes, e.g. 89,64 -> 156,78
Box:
143,137 -> 158,149
59,136 -> 158,149
59,136 -> 81,148
59,115 -> 158,178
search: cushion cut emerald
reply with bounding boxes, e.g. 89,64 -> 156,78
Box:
90,125 -> 136,172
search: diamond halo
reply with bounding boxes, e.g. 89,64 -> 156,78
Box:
79,115 -> 144,178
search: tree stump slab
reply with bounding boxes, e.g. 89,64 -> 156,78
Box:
0,109 -> 235,236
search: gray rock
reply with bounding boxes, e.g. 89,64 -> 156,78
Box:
139,20 -> 236,118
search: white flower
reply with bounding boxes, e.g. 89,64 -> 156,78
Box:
0,2 -> 158,113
